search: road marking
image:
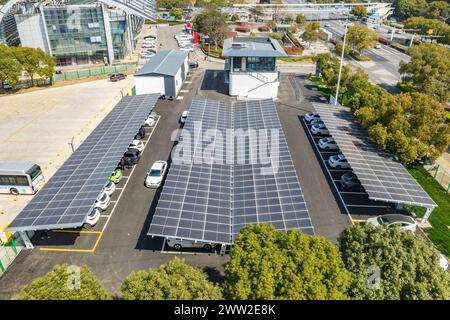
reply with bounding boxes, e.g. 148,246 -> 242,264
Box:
185,81 -> 192,83
180,90 -> 189,93
40,247 -> 95,253
100,215 -> 109,218
51,230 -> 101,234
177,96 -> 184,100
346,204 -> 392,208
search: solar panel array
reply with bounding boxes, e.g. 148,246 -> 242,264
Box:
148,98 -> 313,244
313,103 -> 436,208
8,94 -> 159,232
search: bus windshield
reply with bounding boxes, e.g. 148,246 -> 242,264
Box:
27,165 -> 43,182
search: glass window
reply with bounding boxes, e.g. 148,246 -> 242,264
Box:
233,57 -> 241,71
246,57 -> 275,72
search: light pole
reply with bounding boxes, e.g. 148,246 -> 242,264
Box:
334,16 -> 348,106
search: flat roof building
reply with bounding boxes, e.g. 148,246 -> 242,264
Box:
222,36 -> 287,99
134,49 -> 189,98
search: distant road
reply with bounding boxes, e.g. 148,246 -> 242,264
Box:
322,20 -> 410,93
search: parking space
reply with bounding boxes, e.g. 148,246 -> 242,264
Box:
29,121 -> 159,253
301,117 -> 397,220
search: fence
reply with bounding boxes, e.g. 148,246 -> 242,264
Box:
0,236 -> 23,277
427,163 -> 450,193
52,62 -> 139,82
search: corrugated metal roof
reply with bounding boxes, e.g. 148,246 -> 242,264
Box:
222,37 -> 287,58
135,50 -> 189,77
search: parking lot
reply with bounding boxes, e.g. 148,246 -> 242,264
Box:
302,118 -> 397,220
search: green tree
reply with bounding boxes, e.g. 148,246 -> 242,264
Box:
314,53 -> 351,98
193,8 -> 228,50
424,1 -> 449,20
301,22 -> 321,48
15,264 -> 110,300
14,47 -> 56,86
339,224 -> 450,300
295,14 -> 307,26
354,92 -> 450,164
223,224 -> 350,300
230,14 -> 240,22
335,42 -> 351,56
266,20 -> 277,32
169,7 -> 184,20
403,17 -> 450,45
393,0 -> 428,19
121,257 -> 223,300
399,42 -> 450,102
351,5 -> 368,18
346,25 -> 378,54
0,45 -> 21,86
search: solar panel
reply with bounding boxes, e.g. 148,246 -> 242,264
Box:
313,103 -> 436,208
148,99 -> 313,244
7,94 -> 159,232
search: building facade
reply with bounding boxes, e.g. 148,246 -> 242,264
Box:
222,37 -> 287,99
2,0 -> 155,66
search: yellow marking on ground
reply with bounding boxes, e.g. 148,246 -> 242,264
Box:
352,219 -> 366,224
39,247 -> 94,253
90,232 -> 104,252
39,231 -> 103,252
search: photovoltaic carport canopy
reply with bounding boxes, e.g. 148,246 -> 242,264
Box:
147,99 -> 314,244
313,103 -> 436,209
7,94 -> 159,232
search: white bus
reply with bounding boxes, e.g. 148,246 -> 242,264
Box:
0,161 -> 45,195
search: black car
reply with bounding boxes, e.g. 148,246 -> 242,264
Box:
110,73 -> 127,82
122,148 -> 141,166
189,60 -> 199,69
340,172 -> 363,191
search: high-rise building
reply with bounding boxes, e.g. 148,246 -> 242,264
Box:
0,0 -> 156,66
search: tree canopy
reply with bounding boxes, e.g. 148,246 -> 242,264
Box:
339,224 -> 450,300
295,14 -> 307,25
120,257 -> 223,300
346,25 -> 379,54
223,224 -> 350,300
351,5 -> 368,18
314,53 -> 351,98
13,47 -> 56,86
169,7 -> 184,20
404,16 -> 450,45
393,0 -> 428,19
301,22 -> 321,48
424,1 -> 450,20
399,42 -> 450,102
353,92 -> 450,164
193,8 -> 228,50
0,44 -> 21,86
15,264 -> 110,300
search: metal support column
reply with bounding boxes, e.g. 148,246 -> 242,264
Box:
19,231 -> 33,249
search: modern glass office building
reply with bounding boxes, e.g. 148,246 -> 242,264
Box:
8,0 -> 154,66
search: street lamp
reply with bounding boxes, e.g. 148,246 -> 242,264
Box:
334,16 -> 348,106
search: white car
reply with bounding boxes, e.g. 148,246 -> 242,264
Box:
95,191 -> 111,211
104,181 -> 116,196
179,110 -> 188,125
140,53 -> 153,59
180,47 -> 193,52
366,214 -> 417,232
439,254 -> 448,271
375,43 -> 382,49
145,161 -> 168,188
84,207 -> 100,228
167,237 -> 214,251
311,123 -> 330,135
328,154 -> 351,169
305,112 -> 320,122
142,43 -> 155,48
144,115 -> 156,127
129,139 -> 144,152
318,137 -> 339,151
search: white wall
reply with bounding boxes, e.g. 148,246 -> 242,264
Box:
15,13 -> 50,53
229,72 -> 280,99
135,75 -> 165,95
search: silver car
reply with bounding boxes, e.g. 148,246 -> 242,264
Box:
366,214 -> 417,232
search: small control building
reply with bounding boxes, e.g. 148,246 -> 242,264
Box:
222,36 -> 287,99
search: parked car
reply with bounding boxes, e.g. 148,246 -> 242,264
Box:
122,148 -> 141,165
95,190 -> 111,211
144,35 -> 156,40
140,52 -> 154,59
110,73 -> 127,81
310,118 -> 324,125
439,254 -> 448,271
340,172 -> 362,191
167,237 -> 214,251
2,82 -> 12,90
366,214 -> 417,232
84,207 -> 100,228
305,112 -> 320,122
129,139 -> 144,152
135,126 -> 146,139
179,110 -> 188,125
329,154 -> 351,169
145,161 -> 168,188
189,60 -> 199,68
109,168 -> 122,184
146,49 -> 157,54
142,43 -> 155,48
311,123 -> 330,135
375,43 -> 382,49
104,180 -> 116,196
144,116 -> 156,127
318,137 -> 339,151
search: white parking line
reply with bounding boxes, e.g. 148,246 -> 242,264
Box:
346,204 -> 392,208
